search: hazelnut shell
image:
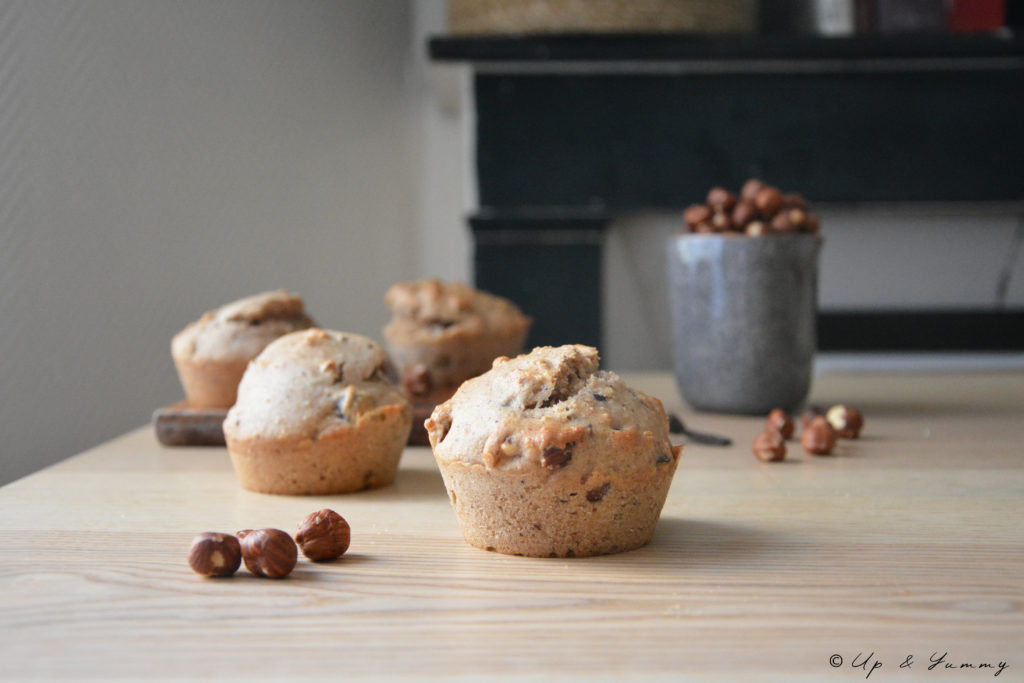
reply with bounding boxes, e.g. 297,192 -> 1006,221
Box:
295,509 -> 351,562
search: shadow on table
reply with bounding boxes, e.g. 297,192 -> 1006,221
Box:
581,517 -> 790,574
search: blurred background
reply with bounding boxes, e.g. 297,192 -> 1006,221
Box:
1,0 -> 1021,484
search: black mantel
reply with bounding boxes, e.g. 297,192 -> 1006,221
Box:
431,31 -> 1024,62
430,33 -> 1024,351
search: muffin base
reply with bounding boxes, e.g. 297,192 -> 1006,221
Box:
226,404 -> 411,495
173,356 -> 249,410
387,327 -> 529,399
436,456 -> 679,557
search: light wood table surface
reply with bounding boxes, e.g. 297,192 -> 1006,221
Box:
2,371 -> 1022,681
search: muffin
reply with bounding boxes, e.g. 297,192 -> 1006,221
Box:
425,345 -> 682,557
223,328 -> 412,495
171,290 -> 314,409
383,280 -> 531,405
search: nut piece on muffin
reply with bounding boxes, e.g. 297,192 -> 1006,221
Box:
171,290 -> 314,409
425,344 -> 682,558
382,280 -> 532,405
223,328 -> 412,495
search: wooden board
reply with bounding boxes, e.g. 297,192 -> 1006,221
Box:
152,400 -> 227,446
2,371 -> 1022,681
155,399 -> 438,448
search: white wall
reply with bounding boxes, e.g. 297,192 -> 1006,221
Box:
0,0 -> 425,484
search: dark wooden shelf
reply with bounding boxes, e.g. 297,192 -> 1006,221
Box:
430,31 -> 1024,351
430,31 -> 1024,63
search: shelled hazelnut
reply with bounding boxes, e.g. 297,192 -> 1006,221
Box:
295,509 -> 351,562
683,204 -> 712,228
766,409 -> 795,440
681,179 -> 821,236
741,178 -> 764,202
707,186 -> 737,212
826,404 -> 865,439
238,528 -> 298,579
187,532 -> 241,578
752,429 -> 787,462
799,405 -> 823,429
801,416 -> 837,456
754,186 -> 783,218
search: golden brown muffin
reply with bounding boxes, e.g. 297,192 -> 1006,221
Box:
171,290 -> 313,409
426,345 -> 681,557
223,328 -> 411,495
382,280 -> 531,405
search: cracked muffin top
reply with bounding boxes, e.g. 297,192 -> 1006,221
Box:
224,328 -> 405,442
426,345 -> 676,474
172,290 -> 314,363
383,280 -> 530,343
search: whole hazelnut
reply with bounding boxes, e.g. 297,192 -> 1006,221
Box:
239,528 -> 298,579
755,186 -> 783,218
187,532 -> 241,578
799,405 -> 823,429
711,210 -> 732,231
706,186 -> 737,212
745,220 -> 769,237
766,409 -> 795,440
694,221 -> 716,234
741,178 -> 765,202
684,204 -> 712,228
771,211 -> 798,233
295,509 -> 351,562
801,416 -> 837,455
752,429 -> 786,462
787,208 -> 807,229
781,193 -> 808,210
402,365 -> 432,397
805,214 -> 821,233
826,404 -> 864,439
731,200 -> 757,229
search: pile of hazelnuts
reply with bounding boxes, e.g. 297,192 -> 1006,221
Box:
187,508 -> 350,579
752,405 -> 864,462
683,179 -> 820,236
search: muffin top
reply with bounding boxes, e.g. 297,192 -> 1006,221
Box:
172,290 -> 313,363
383,280 -> 530,343
426,345 -> 677,474
224,328 -> 405,442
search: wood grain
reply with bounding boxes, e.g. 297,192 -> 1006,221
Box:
1,371 -> 1022,680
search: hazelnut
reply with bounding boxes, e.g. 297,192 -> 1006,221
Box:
239,528 -> 298,579
706,186 -> 737,212
805,213 -> 820,233
684,204 -> 712,228
295,509 -> 351,562
694,221 -> 716,234
741,178 -> 765,202
799,405 -> 823,429
402,365 -> 431,397
752,429 -> 786,462
787,208 -> 807,229
781,193 -> 808,210
745,220 -> 769,237
801,416 -> 837,455
754,186 -> 783,218
187,532 -> 241,578
770,211 -> 798,233
766,409 -> 794,440
731,200 -> 757,229
826,404 -> 864,439
710,210 -> 732,231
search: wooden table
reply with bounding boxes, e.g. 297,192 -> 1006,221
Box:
2,371 -> 1021,681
